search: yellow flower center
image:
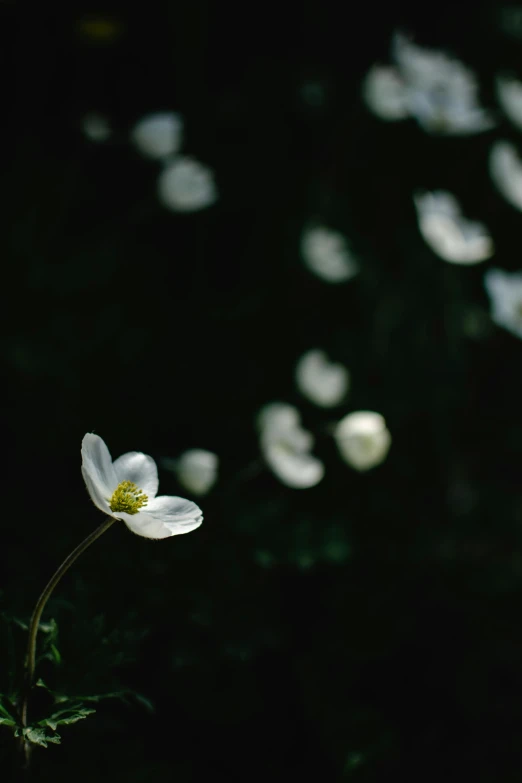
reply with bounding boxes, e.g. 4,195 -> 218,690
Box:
109,481 -> 148,515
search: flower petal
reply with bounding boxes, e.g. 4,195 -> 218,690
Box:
157,156 -> 217,212
131,112 -> 183,159
295,349 -> 350,407
174,449 -> 219,496
81,467 -> 112,515
81,434 -> 117,512
112,451 -> 159,498
119,495 -> 203,539
334,411 -> 392,471
263,442 -> 324,489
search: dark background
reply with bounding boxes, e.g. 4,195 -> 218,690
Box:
3,0 -> 522,780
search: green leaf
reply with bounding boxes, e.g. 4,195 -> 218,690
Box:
0,694 -> 20,725
15,726 -> 61,748
52,689 -> 153,711
38,706 -> 96,731
0,717 -> 16,727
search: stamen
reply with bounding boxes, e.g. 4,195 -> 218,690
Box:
109,481 -> 148,515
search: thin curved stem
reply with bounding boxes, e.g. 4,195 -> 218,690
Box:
21,516 -> 116,730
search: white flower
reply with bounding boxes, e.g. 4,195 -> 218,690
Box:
496,75 -> 522,130
301,226 -> 358,283
393,32 -> 494,135
157,156 -> 217,212
414,190 -> 494,264
334,411 -> 391,472
364,31 -> 493,135
484,268 -> 522,339
131,112 -> 183,159
490,140 -> 522,211
362,65 -> 410,120
82,112 -> 111,142
163,449 -> 219,496
82,433 -> 203,539
257,403 -> 324,489
295,349 -> 350,407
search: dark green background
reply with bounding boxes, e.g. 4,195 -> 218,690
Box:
3,1 -> 522,780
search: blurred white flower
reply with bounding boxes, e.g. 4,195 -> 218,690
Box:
163,449 -> 219,496
496,75 -> 522,129
364,31 -> 493,135
82,112 -> 111,142
82,433 -> 203,539
131,112 -> 183,159
257,403 -> 324,489
295,349 -> 350,407
158,156 -> 217,212
490,140 -> 522,211
484,267 -> 522,339
301,226 -> 358,283
362,65 -> 410,120
393,32 -> 494,135
334,411 -> 391,472
257,402 -> 300,435
414,190 -> 494,264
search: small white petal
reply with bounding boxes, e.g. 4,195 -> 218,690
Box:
301,225 -> 359,283
262,441 -> 324,489
295,349 -> 350,407
131,112 -> 183,159
82,112 -> 111,142
334,411 -> 391,471
174,449 -> 219,496
112,451 -> 159,499
496,75 -> 522,130
484,267 -> 522,339
81,468 -> 112,515
119,495 -> 203,539
257,403 -> 301,436
414,190 -> 494,264
81,434 -> 117,512
490,140 -> 522,211
158,156 -> 217,212
258,403 -> 324,489
363,65 -> 410,120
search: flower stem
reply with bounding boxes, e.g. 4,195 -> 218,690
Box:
20,516 -> 116,735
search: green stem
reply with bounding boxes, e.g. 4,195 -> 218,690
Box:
21,516 -> 116,731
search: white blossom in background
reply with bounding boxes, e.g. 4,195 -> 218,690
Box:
257,403 -> 324,489
363,31 -> 494,135
131,112 -> 183,159
496,75 -> 522,130
301,225 -> 358,283
162,449 -> 218,496
484,268 -> 522,339
334,411 -> 391,472
414,190 -> 494,264
82,112 -> 111,142
295,349 -> 350,407
158,156 -> 217,212
362,65 -> 410,120
490,140 -> 522,211
82,434 -> 203,539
